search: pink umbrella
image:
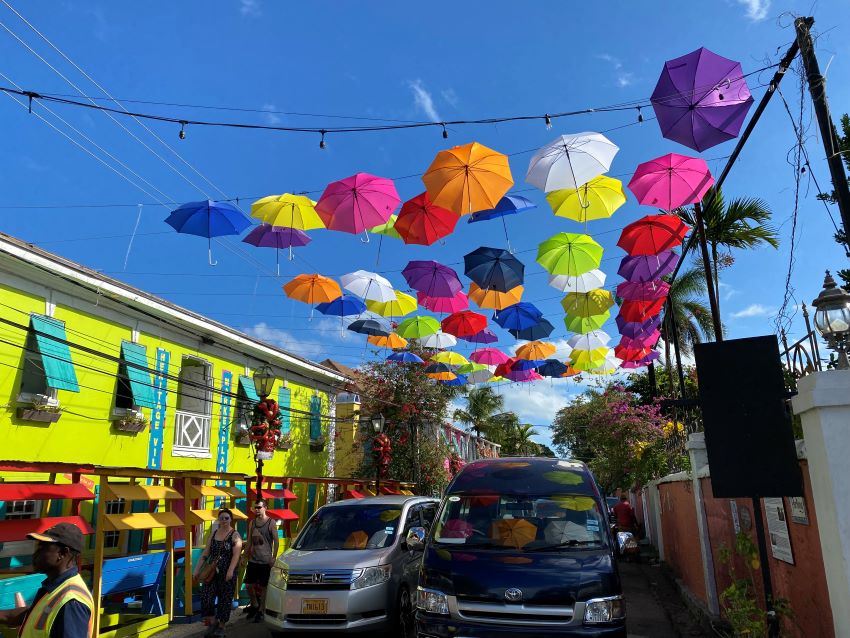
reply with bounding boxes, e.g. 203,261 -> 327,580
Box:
316,172 -> 401,236
616,280 -> 670,301
621,331 -> 661,349
628,153 -> 714,211
470,348 -> 509,365
417,290 -> 469,314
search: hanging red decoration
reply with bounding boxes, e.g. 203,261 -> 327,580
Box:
372,432 -> 392,478
250,398 -> 283,455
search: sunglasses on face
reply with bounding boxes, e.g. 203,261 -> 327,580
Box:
254,505 -> 264,510
218,515 -> 231,521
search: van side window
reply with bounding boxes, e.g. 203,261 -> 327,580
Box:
421,503 -> 437,529
402,505 -> 421,534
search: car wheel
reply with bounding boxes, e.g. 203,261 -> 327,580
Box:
396,586 -> 415,638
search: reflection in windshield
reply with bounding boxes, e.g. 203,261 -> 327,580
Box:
433,494 -> 608,551
295,505 -> 402,550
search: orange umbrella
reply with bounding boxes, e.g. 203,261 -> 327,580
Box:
562,365 -> 580,378
283,274 -> 342,304
427,371 -> 457,381
468,282 -> 523,310
491,518 -> 537,550
422,142 -> 514,216
367,332 -> 408,349
344,530 -> 368,549
516,341 -> 557,360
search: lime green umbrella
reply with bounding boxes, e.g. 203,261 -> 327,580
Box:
456,362 -> 488,374
396,315 -> 440,339
560,289 -> 615,318
570,347 -> 608,369
487,375 -> 509,383
536,233 -> 603,276
564,310 -> 610,334
369,214 -> 402,239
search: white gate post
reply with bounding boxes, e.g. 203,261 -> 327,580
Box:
687,432 -> 720,615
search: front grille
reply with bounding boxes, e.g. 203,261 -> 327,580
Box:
285,614 -> 347,625
287,569 -> 355,587
456,601 -> 573,625
287,583 -> 350,590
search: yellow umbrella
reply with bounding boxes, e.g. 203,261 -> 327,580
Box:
546,176 -> 626,223
487,375 -> 509,383
251,193 -> 325,230
282,274 -> 341,304
367,333 -> 408,349
570,347 -> 608,370
515,341 -> 557,360
431,351 -> 469,366
560,290 -> 615,318
468,282 -> 524,310
343,530 -> 369,549
422,142 -> 514,216
366,291 -> 417,317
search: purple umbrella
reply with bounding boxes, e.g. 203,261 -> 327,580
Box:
651,47 -> 754,152
506,369 -> 542,382
617,251 -> 679,283
459,327 -> 499,344
242,224 -> 311,273
616,315 -> 662,339
616,280 -> 670,301
402,260 -> 463,298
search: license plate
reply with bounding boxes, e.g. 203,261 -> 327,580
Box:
301,598 -> 328,614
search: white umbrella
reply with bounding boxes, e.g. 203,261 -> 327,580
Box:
548,269 -> 607,293
567,330 -> 611,351
590,353 -> 623,374
542,520 -> 597,545
420,331 -> 458,349
340,270 -> 396,302
526,133 -> 619,193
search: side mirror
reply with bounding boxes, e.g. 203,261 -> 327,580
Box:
405,526 -> 426,552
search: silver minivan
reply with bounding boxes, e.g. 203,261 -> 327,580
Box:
264,495 -> 438,637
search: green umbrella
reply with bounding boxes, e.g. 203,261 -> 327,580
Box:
560,290 -> 615,318
369,214 -> 403,239
396,315 -> 441,339
563,310 -> 610,334
456,362 -> 488,374
536,233 -> 603,276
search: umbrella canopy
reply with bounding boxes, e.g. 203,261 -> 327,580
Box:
564,311 -> 611,334
428,370 -> 457,381
621,330 -> 661,349
421,331 -> 458,349
614,343 -> 652,362
548,270 -> 607,294
341,270 -> 396,302
422,142 -> 514,215
424,362 -> 453,375
348,319 -> 390,337
493,302 -> 544,331
468,282 -> 523,310
368,214 -> 402,239
467,369 -> 496,384
396,315 -> 441,339
619,298 -> 666,323
618,215 -> 689,256
242,224 -> 311,249
570,347 -> 608,368
516,341 -> 557,360
440,373 -> 468,386
468,195 -> 536,223
651,47 -> 754,152
316,172 -> 401,234
416,290 -> 466,314
616,315 -> 663,339
387,351 -> 424,364
402,260 -> 463,298
537,233 -> 604,276
456,362 -> 488,374
441,310 -> 488,338
165,200 -> 252,265
546,176 -> 626,223
526,132 -> 619,193
431,351 -> 469,366
509,319 -> 555,340
464,247 -> 525,293
561,290 -> 615,318
366,291 -> 418,317
590,353 -> 623,374
537,359 -> 569,377
470,348 -> 510,365
494,357 -> 518,377
616,280 -> 670,301
395,192 -> 460,245
315,294 -> 367,317
506,369 -> 543,383
568,330 -> 611,351
283,274 -> 342,304
628,153 -> 714,211
251,193 -> 325,230
368,332 -> 408,349
511,358 -> 543,371
460,327 -> 499,344
617,251 -> 679,282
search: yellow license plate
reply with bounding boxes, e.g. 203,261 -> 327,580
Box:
301,598 -> 328,614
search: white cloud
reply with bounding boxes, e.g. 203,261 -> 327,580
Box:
496,382 -> 579,426
244,319 -> 350,360
718,281 -> 740,301
735,0 -> 770,21
731,303 -> 776,318
597,53 -> 635,88
441,88 -> 459,108
408,79 -> 441,122
260,104 -> 282,126
240,0 -> 261,17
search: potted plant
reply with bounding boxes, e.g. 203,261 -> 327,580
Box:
113,410 -> 148,433
277,432 -> 293,450
309,434 -> 326,452
17,400 -> 63,423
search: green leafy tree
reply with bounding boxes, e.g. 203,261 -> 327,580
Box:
626,364 -> 699,402
452,386 -> 505,437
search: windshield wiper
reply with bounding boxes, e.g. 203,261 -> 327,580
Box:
525,540 -> 603,552
434,540 -> 495,549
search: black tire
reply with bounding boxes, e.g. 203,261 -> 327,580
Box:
395,586 -> 415,638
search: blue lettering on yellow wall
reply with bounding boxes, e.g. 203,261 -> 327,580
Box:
147,348 -> 170,470
216,371 -> 233,487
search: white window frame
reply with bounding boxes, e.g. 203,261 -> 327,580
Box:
172,356 -> 213,458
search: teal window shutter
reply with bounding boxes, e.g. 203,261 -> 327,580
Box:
30,315 -> 79,392
309,395 -> 322,439
120,340 -> 155,408
278,386 -> 291,434
238,375 -> 261,402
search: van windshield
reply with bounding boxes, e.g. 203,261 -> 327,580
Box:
433,494 -> 608,551
294,505 -> 402,550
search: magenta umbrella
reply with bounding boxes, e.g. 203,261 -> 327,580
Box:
315,172 -> 401,237
628,153 -> 714,211
616,280 -> 670,301
417,290 -> 469,314
506,369 -> 543,382
469,348 -> 510,365
402,260 -> 463,298
620,331 -> 661,349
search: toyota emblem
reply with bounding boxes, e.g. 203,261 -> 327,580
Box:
504,588 -> 523,602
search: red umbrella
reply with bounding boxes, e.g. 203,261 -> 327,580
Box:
614,342 -> 652,362
395,192 -> 460,245
617,215 -> 689,256
619,298 -> 666,322
494,357 -> 518,378
441,310 -> 487,338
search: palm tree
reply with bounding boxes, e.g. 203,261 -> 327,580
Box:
514,424 -> 540,456
452,386 -> 505,437
676,187 -> 778,317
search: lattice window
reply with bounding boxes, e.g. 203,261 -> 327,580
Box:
103,499 -> 125,549
4,500 -> 39,520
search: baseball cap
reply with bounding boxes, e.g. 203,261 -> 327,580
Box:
28,522 -> 84,553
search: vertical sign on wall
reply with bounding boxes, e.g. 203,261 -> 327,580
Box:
216,371 -> 234,487
146,348 -> 170,470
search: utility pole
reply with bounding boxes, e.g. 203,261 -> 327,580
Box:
693,201 -> 724,341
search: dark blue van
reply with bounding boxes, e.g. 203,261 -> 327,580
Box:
411,457 -> 626,637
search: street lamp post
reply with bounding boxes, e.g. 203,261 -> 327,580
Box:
252,364 -> 276,499
811,271 -> 850,370
371,414 -> 385,494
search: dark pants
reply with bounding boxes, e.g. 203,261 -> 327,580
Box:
200,574 -> 236,623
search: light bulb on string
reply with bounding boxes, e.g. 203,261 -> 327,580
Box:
178,121 -> 187,139
319,130 -> 327,149
636,107 -> 643,124
544,114 -> 552,130
441,124 -> 448,139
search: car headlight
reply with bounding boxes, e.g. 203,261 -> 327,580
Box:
268,564 -> 288,590
583,595 -> 625,623
350,565 -> 391,590
416,587 -> 449,615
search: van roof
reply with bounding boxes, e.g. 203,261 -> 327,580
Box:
323,495 -> 438,507
446,457 -> 599,498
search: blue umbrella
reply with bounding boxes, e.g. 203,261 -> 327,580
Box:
509,319 -> 555,340
440,373 -> 468,386
537,359 -> 568,377
316,295 -> 367,317
468,196 -> 536,252
348,319 -> 390,337
459,327 -> 499,344
165,200 -> 251,265
511,359 -> 543,371
493,302 -> 543,331
424,362 -> 453,374
387,351 -> 424,364
464,247 -> 525,293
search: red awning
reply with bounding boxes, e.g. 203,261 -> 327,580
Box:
0,483 -> 95,501
343,490 -> 365,500
0,516 -> 94,543
266,509 -> 299,521
247,488 -> 297,502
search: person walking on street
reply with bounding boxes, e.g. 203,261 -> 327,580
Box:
242,499 -> 279,623
612,493 -> 638,535
194,508 -> 243,637
0,522 -> 94,638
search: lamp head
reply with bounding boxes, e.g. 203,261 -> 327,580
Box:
253,364 -> 276,399
812,271 -> 850,339
371,414 -> 385,434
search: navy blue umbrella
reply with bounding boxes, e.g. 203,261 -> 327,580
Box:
316,295 -> 367,317
537,359 -> 568,377
464,247 -> 525,293
424,362 -> 453,374
165,200 -> 251,265
348,319 -> 390,337
509,318 -> 555,340
387,351 -> 424,364
493,302 -> 543,331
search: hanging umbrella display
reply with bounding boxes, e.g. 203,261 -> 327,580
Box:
395,192 -> 460,245
509,319 -> 555,340
468,282 -> 523,311
368,332 -> 408,349
468,195 -> 536,223
568,330 -> 611,351
526,132 -> 619,193
316,172 -> 401,236
537,233 -> 603,276
251,193 -> 325,230
614,342 -> 652,362
616,315 -> 662,339
366,291 -> 418,317
460,327 -> 499,344
617,251 -> 679,283
422,142 -> 514,216
562,365 -> 581,378
441,310 -> 488,338
417,290 -> 469,314
396,315 -> 441,339
316,294 -> 367,317
493,302 -> 544,331
470,348 -> 510,365
618,215 -> 689,256
570,347 -> 608,369
511,359 -> 543,371
621,331 -> 661,349
457,362 -> 488,374
242,224 -> 311,271
424,362 -> 452,375
369,214 -> 403,239
515,341 -> 556,360
348,319 -> 390,337
428,371 -> 457,381
440,374 -> 469,387
402,260 -> 463,298
548,270 -> 607,294
165,200 -> 251,265
651,47 -> 754,152
283,274 -> 342,304
340,270 -> 396,302
464,247 -> 525,293
494,357 -> 518,377
387,351 -> 424,364
590,353 -> 623,374
546,176 -> 626,223
506,369 -> 543,383
421,331 -> 458,349
431,351 -> 469,366
564,311 -> 611,334
561,290 -> 615,318
537,359 -> 568,377
619,298 -> 666,323
616,281 -> 670,301
628,153 -> 714,211
467,368 -> 495,384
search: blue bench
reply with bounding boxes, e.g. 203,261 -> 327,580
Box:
100,552 -> 169,616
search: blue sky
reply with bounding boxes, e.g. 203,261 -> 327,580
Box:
0,1 -> 848,447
